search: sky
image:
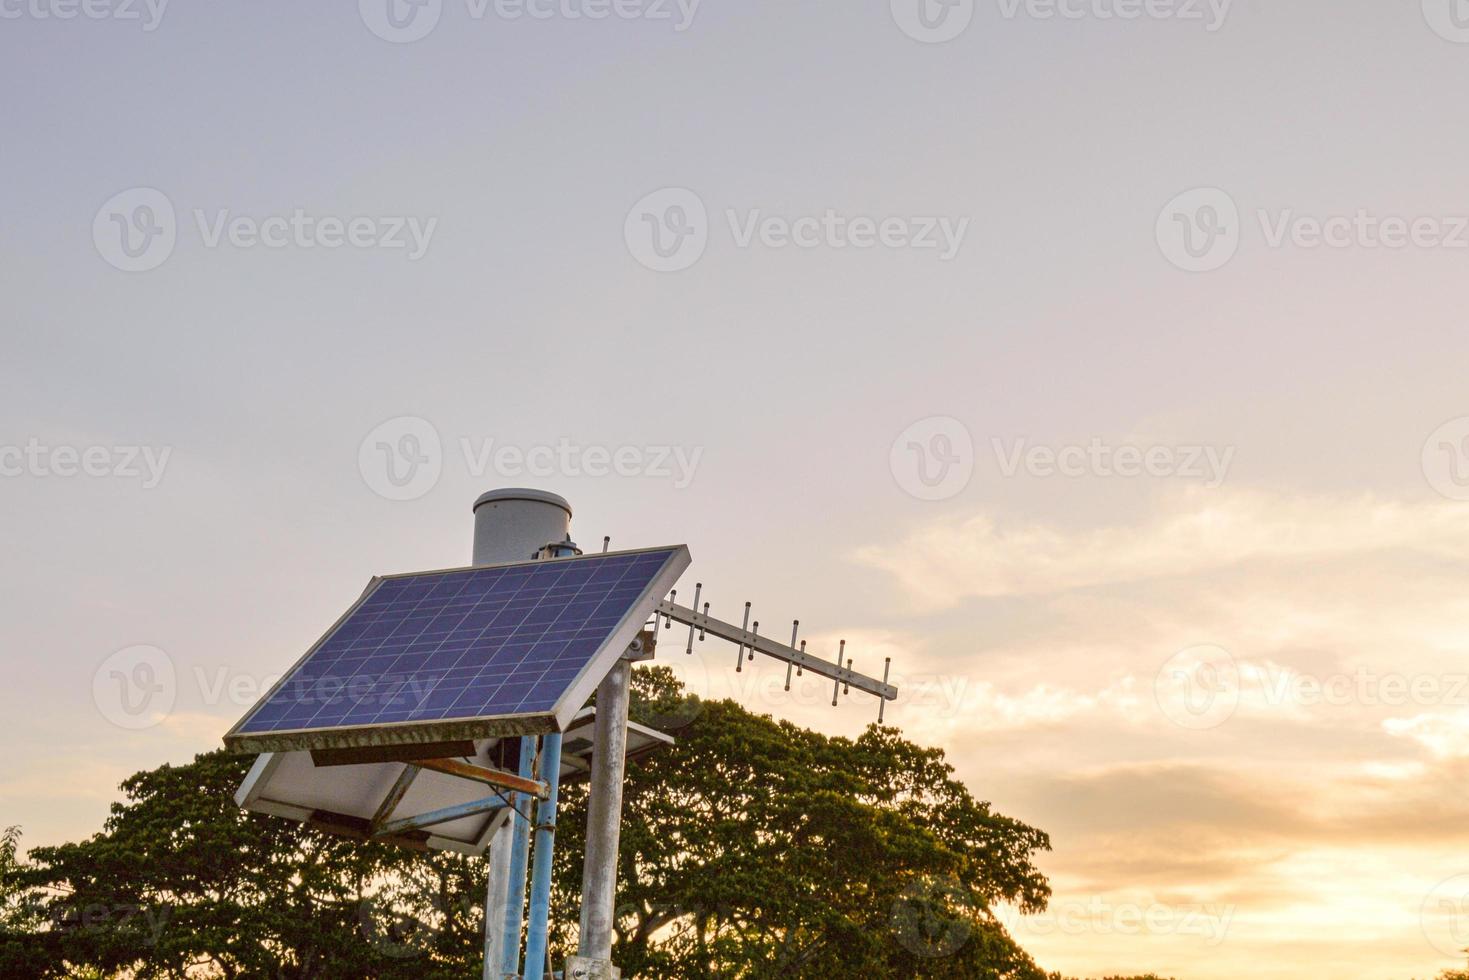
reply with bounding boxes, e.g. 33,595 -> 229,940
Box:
4,0 -> 1469,976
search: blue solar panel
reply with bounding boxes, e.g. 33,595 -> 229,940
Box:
225,546 -> 689,752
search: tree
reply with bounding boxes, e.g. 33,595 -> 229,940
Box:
549,667 -> 1054,978
8,754 -> 482,979
4,668 -> 1057,978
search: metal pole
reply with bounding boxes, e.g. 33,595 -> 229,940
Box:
483,826 -> 512,979
522,732 -> 564,979
470,488 -> 574,978
577,657 -> 632,964
500,736 -> 537,976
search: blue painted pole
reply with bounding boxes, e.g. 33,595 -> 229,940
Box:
522,732 -> 564,979
500,736 -> 538,976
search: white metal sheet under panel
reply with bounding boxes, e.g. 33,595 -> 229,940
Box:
235,705 -> 675,853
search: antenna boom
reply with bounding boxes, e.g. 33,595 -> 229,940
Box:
655,599 -> 898,702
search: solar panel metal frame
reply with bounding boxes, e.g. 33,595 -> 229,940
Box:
223,545 -> 690,755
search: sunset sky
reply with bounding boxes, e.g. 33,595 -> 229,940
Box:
5,1 -> 1469,977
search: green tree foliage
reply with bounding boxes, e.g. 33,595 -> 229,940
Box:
3,668 -> 1058,978
552,667 -> 1054,978
5,755 -> 483,979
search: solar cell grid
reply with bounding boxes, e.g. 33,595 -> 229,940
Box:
225,546 -> 689,752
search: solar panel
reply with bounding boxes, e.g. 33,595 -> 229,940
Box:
223,545 -> 690,754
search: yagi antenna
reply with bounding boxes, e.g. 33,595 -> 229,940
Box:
655,590 -> 898,721
684,583 -> 703,655
783,621 -> 798,692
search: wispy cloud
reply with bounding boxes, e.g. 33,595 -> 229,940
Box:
855,490 -> 1469,608
853,489 -> 1469,978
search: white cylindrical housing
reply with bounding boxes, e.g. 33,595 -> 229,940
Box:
473,488 -> 572,978
471,488 -> 573,565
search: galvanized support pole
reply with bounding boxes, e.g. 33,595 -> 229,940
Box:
484,824 -> 512,979
500,736 -> 537,976
522,732 -> 564,979
471,488 -> 575,979
577,657 -> 632,964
